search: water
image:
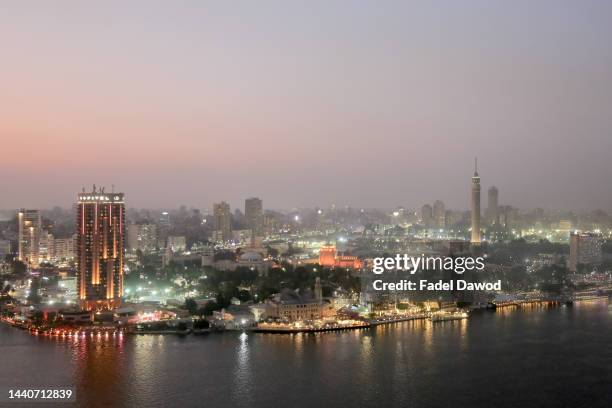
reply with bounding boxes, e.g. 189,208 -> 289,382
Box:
1,301 -> 611,408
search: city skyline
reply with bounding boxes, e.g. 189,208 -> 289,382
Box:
1,175 -> 610,214
1,3 -> 611,408
2,1 -> 612,210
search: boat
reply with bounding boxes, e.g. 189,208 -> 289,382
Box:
429,311 -> 468,322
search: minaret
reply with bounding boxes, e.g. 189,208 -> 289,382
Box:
471,158 -> 481,244
314,277 -> 322,304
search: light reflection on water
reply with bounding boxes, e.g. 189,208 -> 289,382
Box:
1,301 -> 610,408
231,332 -> 252,406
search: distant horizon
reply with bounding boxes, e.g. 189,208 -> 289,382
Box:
0,198 -> 609,215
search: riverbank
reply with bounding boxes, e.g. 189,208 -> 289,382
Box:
4,297 -> 604,338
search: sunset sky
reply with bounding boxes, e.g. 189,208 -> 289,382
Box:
1,1 -> 611,211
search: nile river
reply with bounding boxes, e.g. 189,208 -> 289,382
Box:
1,301 -> 610,408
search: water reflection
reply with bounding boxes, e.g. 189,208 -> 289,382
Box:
1,301 -> 610,408
231,332 -> 252,407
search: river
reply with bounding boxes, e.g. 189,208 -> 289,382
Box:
1,301 -> 610,408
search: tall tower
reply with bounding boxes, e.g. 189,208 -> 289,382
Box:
18,209 -> 41,267
77,186 -> 125,310
470,158 -> 481,244
314,277 -> 322,304
213,201 -> 232,242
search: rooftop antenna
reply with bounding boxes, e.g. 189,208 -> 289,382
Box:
474,157 -> 479,176
111,184 -> 115,193
93,184 -> 97,193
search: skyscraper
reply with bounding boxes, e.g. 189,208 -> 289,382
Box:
245,197 -> 263,237
421,204 -> 433,227
244,197 -> 263,246
77,187 -> 125,310
433,200 -> 446,229
18,209 -> 41,267
487,186 -> 499,225
213,201 -> 232,242
127,223 -> 158,253
471,158 -> 481,244
568,232 -> 602,272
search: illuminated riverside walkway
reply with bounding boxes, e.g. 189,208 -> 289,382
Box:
253,320 -> 371,333
492,299 -> 565,308
5,293 -> 609,338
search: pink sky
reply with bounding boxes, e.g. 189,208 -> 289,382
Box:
1,1 -> 612,211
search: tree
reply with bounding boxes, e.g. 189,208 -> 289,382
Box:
31,310 -> 45,325
265,246 -> 279,258
237,290 -> 252,303
184,298 -> 198,315
193,319 -> 210,329
28,278 -> 41,305
198,301 -> 220,316
11,260 -> 27,277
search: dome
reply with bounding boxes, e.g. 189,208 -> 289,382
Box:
240,251 -> 263,262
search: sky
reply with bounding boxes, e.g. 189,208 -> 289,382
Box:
1,1 -> 612,212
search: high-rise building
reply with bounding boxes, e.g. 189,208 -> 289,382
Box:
421,204 -> 433,227
433,200 -> 446,229
471,158 -> 481,244
487,186 -> 499,225
77,187 -> 125,310
568,232 -> 602,272
127,223 -> 158,253
0,240 -> 11,258
39,231 -> 54,263
18,209 -> 41,267
159,211 -> 171,227
53,235 -> 77,261
245,197 -> 264,238
213,201 -> 232,242
166,235 -> 187,252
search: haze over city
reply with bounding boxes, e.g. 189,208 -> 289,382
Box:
2,1 -> 612,210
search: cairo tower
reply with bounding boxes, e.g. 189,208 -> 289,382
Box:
471,159 -> 481,244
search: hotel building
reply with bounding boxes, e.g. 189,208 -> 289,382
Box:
77,187 -> 125,310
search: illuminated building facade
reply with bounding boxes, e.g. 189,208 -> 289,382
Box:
77,187 -> 125,310
318,245 -> 363,269
319,246 -> 337,266
471,158 -> 481,244
18,209 -> 42,267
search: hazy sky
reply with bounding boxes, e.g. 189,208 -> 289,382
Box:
1,1 -> 611,211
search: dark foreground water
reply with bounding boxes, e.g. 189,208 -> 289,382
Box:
1,301 -> 611,408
